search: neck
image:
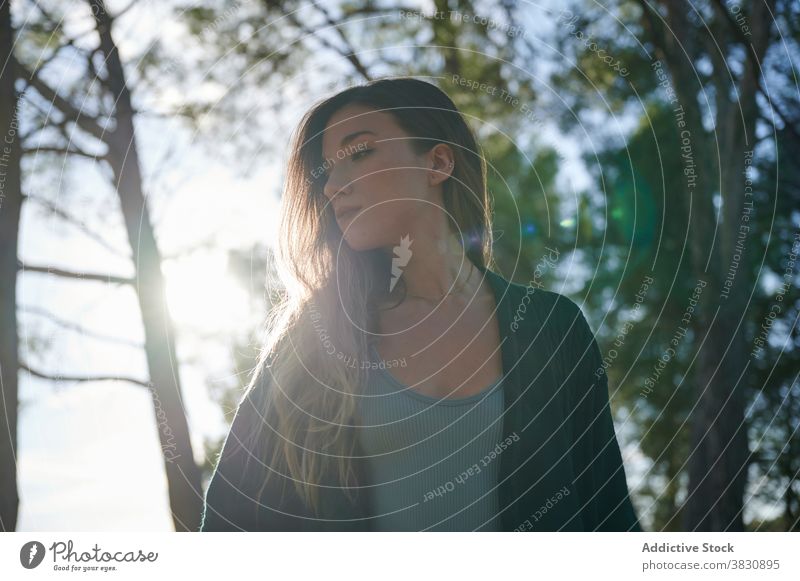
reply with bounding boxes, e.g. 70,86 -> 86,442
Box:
387,214 -> 479,302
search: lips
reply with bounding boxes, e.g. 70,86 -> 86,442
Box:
334,206 -> 361,221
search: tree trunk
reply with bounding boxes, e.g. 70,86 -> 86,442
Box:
683,0 -> 772,531
683,105 -> 750,531
91,0 -> 202,531
0,0 -> 22,532
642,0 -> 773,531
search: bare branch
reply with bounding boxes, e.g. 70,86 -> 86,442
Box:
28,36 -> 79,78
20,360 -> 150,388
310,1 -> 372,80
15,59 -> 109,142
19,303 -> 142,348
29,0 -> 105,44
22,145 -> 104,160
17,261 -> 135,285
22,2 -> 98,91
22,193 -> 130,259
283,3 -> 371,81
112,0 -> 140,22
22,94 -> 111,158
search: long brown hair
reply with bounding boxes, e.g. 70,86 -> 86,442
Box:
248,77 -> 494,516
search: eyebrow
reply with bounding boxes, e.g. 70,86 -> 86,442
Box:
323,130 -> 376,160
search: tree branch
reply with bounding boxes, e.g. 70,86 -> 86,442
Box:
17,261 -> 135,285
20,361 -> 150,388
31,0 -> 98,45
19,304 -> 142,348
111,0 -> 140,22
310,1 -> 372,80
22,145 -> 105,160
15,59 -> 109,142
282,3 -> 371,81
22,94 -> 111,158
22,193 -> 130,259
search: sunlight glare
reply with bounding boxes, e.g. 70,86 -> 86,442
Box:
163,252 -> 252,335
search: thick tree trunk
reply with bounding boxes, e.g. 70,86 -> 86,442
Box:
682,98 -> 749,531
683,0 -> 771,531
642,0 -> 773,531
686,298 -> 750,530
91,1 -> 202,531
0,0 -> 22,532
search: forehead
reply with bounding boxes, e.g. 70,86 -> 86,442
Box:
321,104 -> 401,157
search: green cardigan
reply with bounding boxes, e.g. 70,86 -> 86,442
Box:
201,265 -> 643,531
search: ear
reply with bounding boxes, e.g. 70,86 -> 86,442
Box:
428,143 -> 455,186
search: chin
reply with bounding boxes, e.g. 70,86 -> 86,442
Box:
338,221 -> 395,253
340,231 -> 382,252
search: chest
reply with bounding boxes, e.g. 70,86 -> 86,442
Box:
374,298 -> 503,399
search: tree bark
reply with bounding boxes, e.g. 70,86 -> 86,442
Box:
0,0 -> 22,532
90,0 -> 202,531
639,0 -> 775,530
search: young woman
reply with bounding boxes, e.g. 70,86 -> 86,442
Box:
201,77 -> 641,532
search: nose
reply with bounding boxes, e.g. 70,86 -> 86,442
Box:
322,164 -> 352,201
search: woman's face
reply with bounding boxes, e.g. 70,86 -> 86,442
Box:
319,103 -> 451,252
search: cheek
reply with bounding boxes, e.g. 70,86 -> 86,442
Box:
339,201 -> 420,251
362,163 -> 428,202
337,159 -> 430,251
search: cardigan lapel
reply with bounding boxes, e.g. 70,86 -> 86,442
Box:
476,264 -> 536,529
477,265 -> 583,531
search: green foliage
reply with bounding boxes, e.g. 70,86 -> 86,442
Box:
488,137 -> 567,281
550,0 -> 800,530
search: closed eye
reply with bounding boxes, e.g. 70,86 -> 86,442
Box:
350,147 -> 372,161
318,147 -> 372,183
